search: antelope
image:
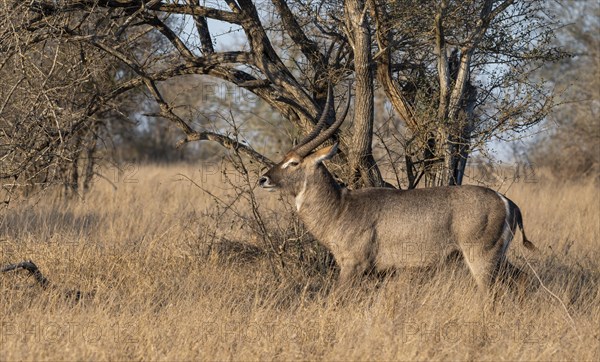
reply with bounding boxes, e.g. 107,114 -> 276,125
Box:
259,87 -> 537,292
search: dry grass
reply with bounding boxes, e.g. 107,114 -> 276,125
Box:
1,164 -> 599,361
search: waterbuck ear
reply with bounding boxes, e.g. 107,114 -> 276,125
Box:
310,143 -> 338,164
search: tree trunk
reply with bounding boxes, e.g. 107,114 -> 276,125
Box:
452,83 -> 477,185
345,0 -> 384,188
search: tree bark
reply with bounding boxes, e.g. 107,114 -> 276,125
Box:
345,0 -> 384,188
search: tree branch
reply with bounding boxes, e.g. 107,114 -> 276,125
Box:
176,132 -> 274,167
270,0 -> 326,70
186,0 -> 214,54
435,0 -> 450,122
142,13 -> 195,60
28,0 -> 243,24
370,0 -> 418,131
235,0 -> 316,116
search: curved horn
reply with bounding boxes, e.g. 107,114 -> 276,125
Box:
291,84 -> 333,153
294,83 -> 351,157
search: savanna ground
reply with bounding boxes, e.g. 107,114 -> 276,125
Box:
1,162 -> 599,361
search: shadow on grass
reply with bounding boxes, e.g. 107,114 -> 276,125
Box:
537,255 -> 599,307
1,207 -> 99,240
196,237 -> 599,315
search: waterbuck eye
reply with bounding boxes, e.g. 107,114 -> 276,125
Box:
282,159 -> 301,169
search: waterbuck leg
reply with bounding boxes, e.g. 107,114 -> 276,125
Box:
337,266 -> 357,291
336,260 -> 368,292
460,246 -> 503,292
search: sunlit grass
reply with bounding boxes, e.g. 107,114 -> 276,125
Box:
1,164 -> 598,360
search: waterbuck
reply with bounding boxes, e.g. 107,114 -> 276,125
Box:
259,87 -> 536,292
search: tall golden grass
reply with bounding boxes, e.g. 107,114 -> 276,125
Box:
1,163 -> 598,361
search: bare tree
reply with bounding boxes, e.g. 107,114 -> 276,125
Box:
529,0 -> 599,179
0,3 -> 127,201
0,0 -> 566,192
371,0 -> 566,186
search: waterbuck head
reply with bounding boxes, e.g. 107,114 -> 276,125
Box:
259,143 -> 339,195
258,86 -> 349,198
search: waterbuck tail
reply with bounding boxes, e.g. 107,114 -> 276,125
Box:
514,205 -> 538,251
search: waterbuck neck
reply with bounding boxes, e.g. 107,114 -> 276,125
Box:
295,165 -> 343,237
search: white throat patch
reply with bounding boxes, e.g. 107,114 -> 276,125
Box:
295,178 -> 308,212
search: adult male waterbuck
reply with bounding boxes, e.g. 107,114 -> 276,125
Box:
259,87 -> 536,292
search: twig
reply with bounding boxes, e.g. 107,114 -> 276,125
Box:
523,258 -> 582,341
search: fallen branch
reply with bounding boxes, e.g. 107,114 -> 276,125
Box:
1,260 -> 93,301
1,260 -> 49,288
